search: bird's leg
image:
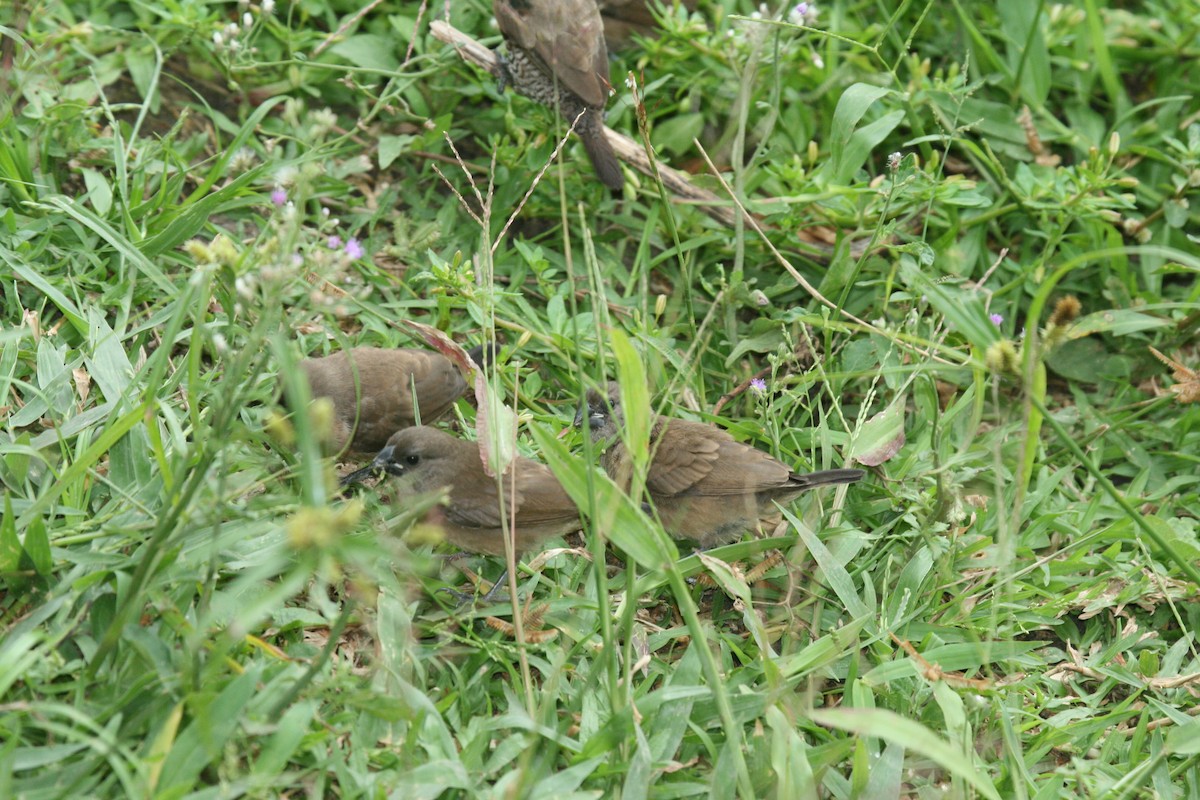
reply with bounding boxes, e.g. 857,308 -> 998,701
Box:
493,51 -> 514,93
480,569 -> 511,603
441,568 -> 511,606
438,562 -> 511,605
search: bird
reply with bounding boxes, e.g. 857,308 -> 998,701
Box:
300,345 -> 484,455
596,0 -> 695,48
361,426 -> 583,597
578,383 -> 864,547
492,0 -> 624,190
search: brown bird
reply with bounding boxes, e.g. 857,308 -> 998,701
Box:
493,0 -> 623,190
596,0 -> 696,48
578,384 -> 864,547
362,426 -> 582,597
301,346 -> 476,455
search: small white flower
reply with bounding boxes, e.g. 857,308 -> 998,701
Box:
243,12 -> 253,28
263,0 -> 275,14
235,275 -> 256,300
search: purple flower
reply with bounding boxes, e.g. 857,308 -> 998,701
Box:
327,235 -> 342,249
344,238 -> 364,260
750,378 -> 767,394
270,188 -> 287,206
990,313 -> 1004,326
789,2 -> 817,23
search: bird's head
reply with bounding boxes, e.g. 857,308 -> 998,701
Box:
573,382 -> 622,442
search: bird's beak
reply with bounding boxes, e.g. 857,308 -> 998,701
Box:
572,406 -> 587,428
338,445 -> 398,489
372,445 -> 396,474
339,461 -> 382,488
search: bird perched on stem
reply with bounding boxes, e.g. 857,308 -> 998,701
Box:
348,426 -> 582,599
492,0 -> 624,190
578,383 -> 864,547
301,345 -> 487,455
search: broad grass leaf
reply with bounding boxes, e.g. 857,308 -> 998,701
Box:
818,83 -> 901,185
766,705 -> 818,800
850,394 -> 905,467
900,257 -> 1000,350
85,308 -> 134,407
785,508 -> 869,619
1071,309 -> 1171,338
157,667 -> 262,794
612,329 -> 652,486
530,422 -> 676,570
809,707 -> 1001,800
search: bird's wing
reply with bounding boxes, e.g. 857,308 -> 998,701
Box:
444,471 -> 510,530
494,0 -> 611,107
644,418 -> 723,496
691,438 -> 794,495
443,456 -> 577,530
647,418 -> 794,497
508,459 -> 580,526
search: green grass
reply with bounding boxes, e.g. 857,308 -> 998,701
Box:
3,0 -> 1200,797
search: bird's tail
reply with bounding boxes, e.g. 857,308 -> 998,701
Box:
792,468 -> 866,489
580,121 -> 624,191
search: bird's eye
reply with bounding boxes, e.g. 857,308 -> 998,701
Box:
404,454 -> 420,466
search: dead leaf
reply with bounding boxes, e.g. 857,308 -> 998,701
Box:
1018,105 -> 1061,167
1149,347 -> 1200,403
73,367 -> 91,405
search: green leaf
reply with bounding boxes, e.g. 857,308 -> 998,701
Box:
809,708 -> 1001,800
530,422 -> 676,570
1000,3 -> 1050,106
766,705 -> 819,800
84,308 -> 134,406
378,134 -> 415,170
652,112 -> 704,156
157,667 -> 262,793
1167,719 -> 1200,755
849,393 -> 905,466
330,34 -> 400,72
0,247 -> 86,334
784,507 -> 869,619
1070,309 -> 1171,338
818,84 -> 901,185
0,493 -> 21,576
612,329 -> 652,488
81,168 -> 113,216
22,515 -> 51,577
901,257 -> 999,350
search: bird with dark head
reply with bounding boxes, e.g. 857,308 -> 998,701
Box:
493,0 -> 623,190
578,383 -> 864,547
300,344 -> 490,455
363,426 -> 582,597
